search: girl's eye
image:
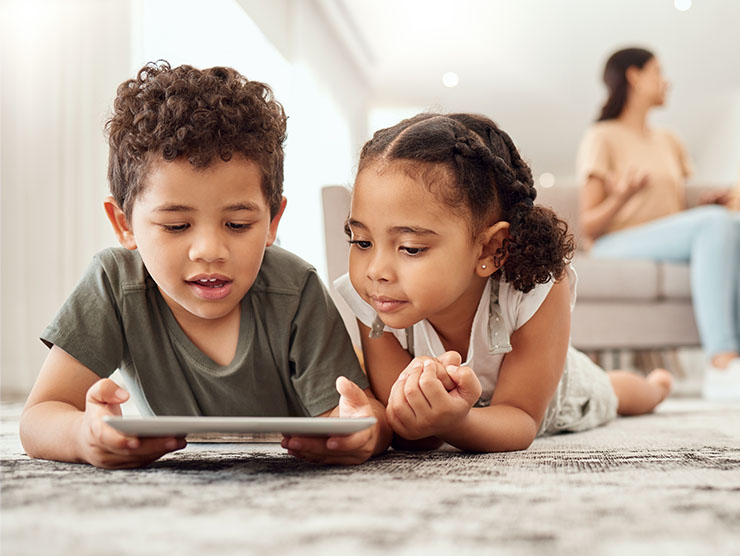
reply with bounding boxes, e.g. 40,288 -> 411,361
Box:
348,240 -> 372,249
226,222 -> 252,231
162,224 -> 189,232
400,246 -> 427,256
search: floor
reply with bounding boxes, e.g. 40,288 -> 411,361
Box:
2,397 -> 739,556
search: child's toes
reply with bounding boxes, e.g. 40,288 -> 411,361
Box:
647,368 -> 673,398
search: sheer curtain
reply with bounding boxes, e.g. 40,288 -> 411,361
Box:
1,0 -> 130,397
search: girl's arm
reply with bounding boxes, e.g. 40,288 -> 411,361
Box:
359,319 -> 446,450
358,319 -> 412,405
580,173 -> 647,241
436,275 -> 573,452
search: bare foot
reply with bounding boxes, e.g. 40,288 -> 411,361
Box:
647,368 -> 673,402
711,352 -> 740,369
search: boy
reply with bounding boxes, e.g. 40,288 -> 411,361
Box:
19,62 -> 391,468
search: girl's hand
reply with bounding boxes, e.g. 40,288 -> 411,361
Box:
386,358 -> 482,440
399,352 -> 461,391
282,377 -> 379,465
78,379 -> 186,469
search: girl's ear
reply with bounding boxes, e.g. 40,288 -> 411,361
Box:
104,196 -> 137,250
476,221 -> 510,277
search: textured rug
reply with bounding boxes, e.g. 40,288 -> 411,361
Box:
2,399 -> 739,556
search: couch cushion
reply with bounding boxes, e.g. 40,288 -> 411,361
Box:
573,255 -> 659,301
571,301 -> 700,349
659,262 -> 692,299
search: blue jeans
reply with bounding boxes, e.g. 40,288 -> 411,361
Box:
590,206 -> 740,358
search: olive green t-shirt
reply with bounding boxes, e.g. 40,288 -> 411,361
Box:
41,246 -> 368,417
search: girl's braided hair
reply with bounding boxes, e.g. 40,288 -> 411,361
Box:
357,113 -> 574,293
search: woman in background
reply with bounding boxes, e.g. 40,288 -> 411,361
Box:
576,47 -> 740,401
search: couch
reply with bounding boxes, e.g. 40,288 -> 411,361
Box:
321,184 -> 707,353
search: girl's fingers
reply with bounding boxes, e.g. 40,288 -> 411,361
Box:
385,399 -> 414,438
448,365 -> 483,405
418,360 -> 451,405
403,365 -> 432,412
437,351 -> 462,368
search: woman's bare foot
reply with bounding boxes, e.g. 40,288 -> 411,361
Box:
646,368 -> 673,402
711,352 -> 740,370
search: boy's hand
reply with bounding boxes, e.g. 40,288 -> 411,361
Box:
282,377 -> 379,465
386,358 -> 482,440
79,379 -> 186,469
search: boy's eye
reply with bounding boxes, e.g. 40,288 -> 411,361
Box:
348,240 -> 372,250
226,222 -> 252,231
400,246 -> 426,256
162,224 -> 189,232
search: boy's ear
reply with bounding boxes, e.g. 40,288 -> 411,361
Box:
476,221 -> 510,277
104,196 -> 137,250
265,196 -> 287,247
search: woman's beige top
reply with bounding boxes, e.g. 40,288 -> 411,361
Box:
576,120 -> 692,234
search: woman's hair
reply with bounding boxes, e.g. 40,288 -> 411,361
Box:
106,61 -> 287,218
597,47 -> 654,121
357,113 -> 574,293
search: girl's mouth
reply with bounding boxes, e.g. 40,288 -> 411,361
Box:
370,296 -> 407,314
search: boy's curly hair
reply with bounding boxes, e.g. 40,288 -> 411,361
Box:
358,113 -> 574,293
106,61 -> 287,218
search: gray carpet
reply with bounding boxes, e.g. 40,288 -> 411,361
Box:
2,399 -> 739,556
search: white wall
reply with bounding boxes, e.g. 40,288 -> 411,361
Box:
687,92 -> 740,185
1,0 -> 131,398
239,0 -> 370,276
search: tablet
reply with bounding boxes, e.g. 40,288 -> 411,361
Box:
103,415 -> 377,437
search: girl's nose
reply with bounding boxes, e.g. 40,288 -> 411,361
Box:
366,250 -> 394,282
188,229 -> 228,263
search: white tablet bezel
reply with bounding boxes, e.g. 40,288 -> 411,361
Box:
103,415 -> 377,437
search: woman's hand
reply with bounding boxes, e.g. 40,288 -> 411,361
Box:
613,167 -> 649,202
385,358 -> 482,440
698,189 -> 733,206
78,379 -> 186,469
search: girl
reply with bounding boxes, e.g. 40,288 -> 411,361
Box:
577,47 -> 740,400
335,113 -> 672,452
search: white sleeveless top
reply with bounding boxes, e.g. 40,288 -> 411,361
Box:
334,267 -> 577,405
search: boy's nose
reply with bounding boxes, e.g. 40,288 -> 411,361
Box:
188,230 -> 228,263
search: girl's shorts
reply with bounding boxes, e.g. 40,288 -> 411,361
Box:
538,346 -> 619,436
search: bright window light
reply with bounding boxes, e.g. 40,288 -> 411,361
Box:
539,172 -> 556,188
674,0 -> 691,11
442,71 -> 459,88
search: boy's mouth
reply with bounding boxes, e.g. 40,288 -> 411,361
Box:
187,275 -> 233,300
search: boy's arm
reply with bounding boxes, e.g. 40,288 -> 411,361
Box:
20,345 -> 185,468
